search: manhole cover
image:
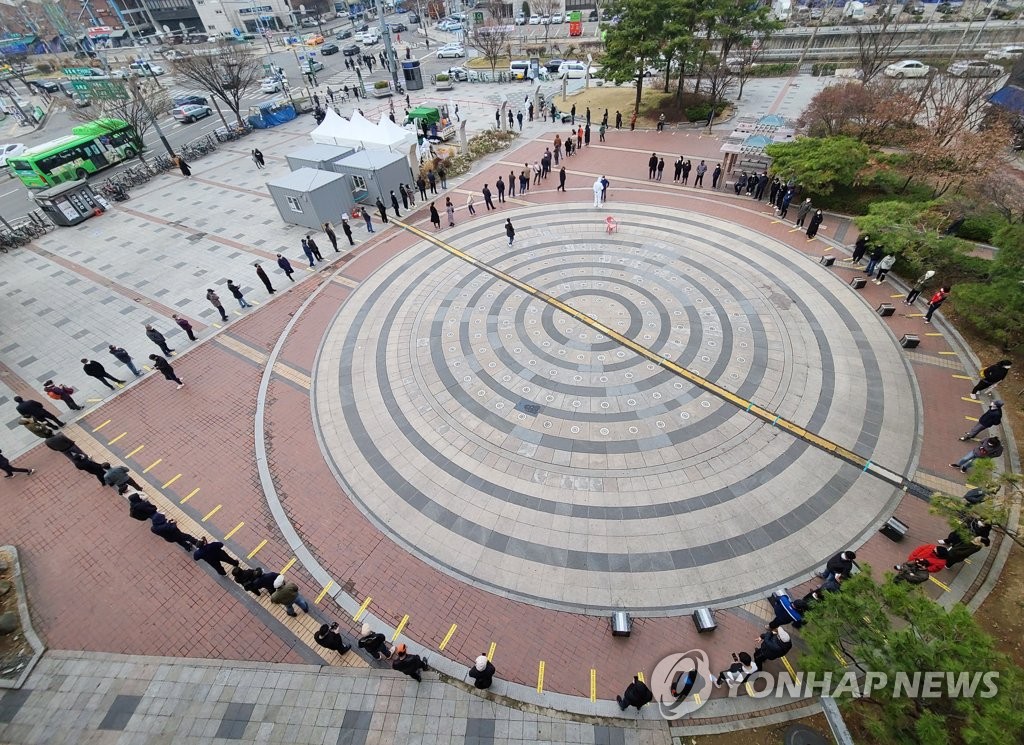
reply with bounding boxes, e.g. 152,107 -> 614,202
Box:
783,724 -> 830,745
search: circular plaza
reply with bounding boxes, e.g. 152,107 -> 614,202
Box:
312,202 -> 920,616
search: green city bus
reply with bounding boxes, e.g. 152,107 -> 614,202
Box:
7,119 -> 139,189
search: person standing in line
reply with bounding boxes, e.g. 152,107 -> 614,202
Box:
301,237 -> 315,267
601,175 -> 610,202
960,400 -> 1003,441
519,168 -> 529,194
145,325 -> 174,356
108,345 -> 142,377
951,436 -> 1003,473
656,157 -> 665,181
362,208 -> 375,233
44,431 -> 86,460
390,191 -> 401,218
924,286 -> 950,323
71,452 -> 107,485
438,166 -> 447,189
14,396 -> 64,428
496,176 -> 506,203
306,234 -> 323,261
806,209 -> 824,238
648,152 -> 658,179
615,110 -> 622,129
753,627 -> 792,668
599,122 -> 606,142
427,170 -> 437,194
864,245 -> 885,277
778,190 -> 794,219
681,159 -> 691,185
466,192 -> 476,215
416,176 -> 427,201
18,416 -> 53,439
323,222 -> 339,252
851,234 -> 871,265
505,218 -> 515,245
128,493 -> 159,521
358,623 -> 393,659
445,197 -> 455,228
819,550 -> 856,580
176,155 -> 192,178
630,111 -> 637,130
392,644 -> 430,682
251,149 -> 265,169
712,163 -> 722,189
172,314 -> 197,341
469,654 -> 496,690
150,513 -> 200,552
616,676 -> 654,711
314,622 -> 351,655
516,110 -> 524,130
399,184 -> 410,210
584,123 -> 591,146
102,462 -> 144,494
149,354 -> 184,389
577,125 -> 583,148
376,196 -> 389,224
970,360 -> 1012,398
482,184 -> 495,211
904,269 -> 934,304
695,160 -> 707,187
593,177 -> 603,207
227,280 -> 251,309
341,217 -> 354,246
192,537 -> 240,576
43,380 -> 82,411
558,166 -> 567,192
255,264 -> 275,294
429,202 -> 441,230
711,652 -> 757,689
270,574 -> 310,616
81,358 -> 124,390
873,253 -> 896,284
673,157 -> 683,183
206,289 -> 229,322
0,449 -> 33,478
795,198 -> 813,228
508,169 -> 516,196
277,254 -> 295,282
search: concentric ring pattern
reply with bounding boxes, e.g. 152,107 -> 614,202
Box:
313,205 -> 918,614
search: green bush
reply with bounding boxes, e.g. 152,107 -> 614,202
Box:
373,80 -> 389,89
955,214 -> 1005,243
811,63 -> 838,77
749,63 -> 797,78
684,102 -> 726,123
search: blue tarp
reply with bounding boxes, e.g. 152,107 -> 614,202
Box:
247,101 -> 297,129
989,85 -> 1024,115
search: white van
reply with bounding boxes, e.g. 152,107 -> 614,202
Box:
558,60 -> 592,79
509,60 -> 530,80
129,61 -> 165,76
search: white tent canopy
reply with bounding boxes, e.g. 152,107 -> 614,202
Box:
310,109 -> 389,150
375,114 -> 418,150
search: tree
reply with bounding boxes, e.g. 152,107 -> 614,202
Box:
929,462 -> 1024,550
764,136 -> 871,196
471,5 -> 515,81
0,50 -> 38,95
64,79 -> 171,164
797,80 -> 918,143
531,0 -> 559,42
601,0 -> 670,114
852,11 -> 908,84
171,43 -> 262,126
699,61 -> 735,130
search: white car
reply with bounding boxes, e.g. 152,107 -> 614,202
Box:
551,13 -> 564,23
261,77 -> 283,93
529,15 -> 540,24
884,59 -> 930,78
171,104 -> 212,123
437,20 -> 462,31
558,60 -> 597,79
540,15 -> 551,24
515,13 -> 527,24
437,44 -> 465,59
947,59 -> 1003,77
984,45 -> 1024,62
0,143 -> 25,167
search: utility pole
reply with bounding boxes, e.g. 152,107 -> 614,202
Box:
375,0 -> 401,91
127,76 -> 175,156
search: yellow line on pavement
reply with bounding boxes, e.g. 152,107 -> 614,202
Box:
224,521 -> 244,540
962,397 -> 983,404
107,432 -> 127,445
181,487 -> 200,504
162,473 -> 182,489
637,672 -> 645,683
280,557 -> 296,574
965,416 -> 978,422
939,351 -> 958,356
694,693 -> 702,706
952,373 -> 971,379
92,419 -> 111,432
126,444 -> 145,458
930,576 -> 950,592
391,614 -> 410,641
781,656 -> 798,682
908,313 -> 924,317
354,596 -> 372,621
830,644 -> 848,666
142,458 -> 162,473
487,641 -> 496,661
246,539 -> 267,559
590,669 -> 597,702
537,661 -> 545,693
315,580 -> 334,604
439,624 -> 457,651
86,398 -> 103,403
202,504 -> 221,522
926,333 -> 944,337
890,294 -> 903,298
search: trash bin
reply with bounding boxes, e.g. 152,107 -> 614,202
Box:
33,179 -> 102,227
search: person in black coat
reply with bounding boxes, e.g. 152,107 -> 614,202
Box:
376,196 -> 389,224
192,537 -> 239,575
128,493 -> 158,521
14,395 -> 64,428
277,254 -> 295,282
753,627 -> 792,668
358,623 -> 392,659
505,219 -> 515,246
150,513 -> 199,551
70,452 -> 107,485
616,676 -> 653,710
851,234 -> 870,264
960,400 -> 1003,440
145,325 -> 174,356
429,202 -> 441,230
314,622 -> 351,654
468,654 -> 496,689
149,355 -> 184,388
81,358 -> 124,390
391,644 -> 429,681
241,569 -> 279,597
806,209 -> 824,238
819,550 -> 856,580
255,263 -> 275,294
971,360 -> 1011,398
44,432 -> 86,460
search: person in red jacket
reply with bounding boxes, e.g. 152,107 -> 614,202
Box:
924,286 -> 950,323
906,544 -> 947,573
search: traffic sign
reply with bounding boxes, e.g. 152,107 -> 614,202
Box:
62,67 -> 97,76
70,79 -> 129,100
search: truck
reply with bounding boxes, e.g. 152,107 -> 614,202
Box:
406,104 -> 456,141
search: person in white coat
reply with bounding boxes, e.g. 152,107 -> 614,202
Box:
593,177 -> 604,207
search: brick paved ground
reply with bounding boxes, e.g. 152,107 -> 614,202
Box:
0,121 -> 1009,731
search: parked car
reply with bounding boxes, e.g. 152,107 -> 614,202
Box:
260,77 -> 283,93
321,42 -> 340,55
529,15 -> 540,24
947,59 -> 1003,77
408,12 -> 420,23
545,58 -> 564,73
171,104 -> 212,123
552,13 -> 564,23
558,60 -> 597,79
335,29 -> 353,39
515,12 -> 527,24
984,45 -> 1024,61
447,66 -> 470,81
0,143 -> 26,167
587,9 -> 598,20
437,44 -> 465,59
884,59 -> 930,78
129,61 -> 165,76
388,22 -> 408,32
902,3 -> 926,14
172,94 -> 208,107
342,43 -> 361,57
541,15 -> 552,23
71,92 -> 91,107
29,80 -> 61,93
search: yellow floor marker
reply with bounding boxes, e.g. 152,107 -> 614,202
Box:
590,669 -> 597,702
439,624 -> 458,651
487,641 -> 496,661
92,419 -> 111,433
142,458 -> 162,473
280,557 -> 296,574
925,333 -> 944,337
781,656 -> 798,682
890,294 -> 903,298
202,504 -> 221,522
86,398 -> 103,403
962,397 -> 983,404
162,473 -> 182,489
939,351 -> 958,356
246,539 -> 267,559
224,522 -> 244,540
107,432 -> 127,445
315,580 -> 334,604
952,373 -> 971,379
965,416 -> 978,422
908,313 -> 924,317
745,682 -> 755,696
354,596 -> 372,621
537,661 -> 545,693
821,245 -> 831,251
391,614 -> 410,641
930,576 -> 950,592
126,445 -> 146,459
181,487 -> 200,504
693,693 -> 702,706
211,323 -> 222,329
830,644 -> 848,665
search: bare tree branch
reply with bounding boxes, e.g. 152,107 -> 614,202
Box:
170,43 -> 263,125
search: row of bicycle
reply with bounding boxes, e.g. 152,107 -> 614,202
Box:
0,211 -> 56,252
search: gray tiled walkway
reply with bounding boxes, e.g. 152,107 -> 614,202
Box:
0,651 -> 671,745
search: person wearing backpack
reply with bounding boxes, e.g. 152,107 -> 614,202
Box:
314,622 -> 351,655
616,675 -> 654,710
951,436 -> 1003,473
270,575 -> 309,617
43,380 -> 81,411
